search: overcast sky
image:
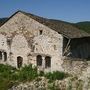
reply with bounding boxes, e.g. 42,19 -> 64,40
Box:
0,0 -> 90,23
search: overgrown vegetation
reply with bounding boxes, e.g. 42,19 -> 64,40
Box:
0,64 -> 68,90
0,64 -> 38,90
0,64 -> 17,90
44,71 -> 69,82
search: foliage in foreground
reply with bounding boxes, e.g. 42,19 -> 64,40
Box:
0,64 -> 68,90
0,64 -> 38,90
45,71 -> 69,82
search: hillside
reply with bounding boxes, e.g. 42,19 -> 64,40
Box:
74,21 -> 90,33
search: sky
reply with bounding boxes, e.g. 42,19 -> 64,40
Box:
0,0 -> 90,23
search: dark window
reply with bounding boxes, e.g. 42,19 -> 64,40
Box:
0,51 -> 2,60
45,56 -> 51,68
36,55 -> 42,66
7,39 -> 11,46
4,52 -> 7,61
39,30 -> 43,35
17,56 -> 23,68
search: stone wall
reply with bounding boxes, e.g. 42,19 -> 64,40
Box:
62,57 -> 90,75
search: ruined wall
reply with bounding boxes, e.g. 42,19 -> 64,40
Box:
62,57 -> 89,75
0,12 -> 64,71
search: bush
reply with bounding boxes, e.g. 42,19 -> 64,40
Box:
0,64 -> 16,73
18,64 -> 38,81
0,64 -> 38,89
39,71 -> 44,76
0,64 -> 17,90
45,71 -> 68,82
0,64 -> 16,79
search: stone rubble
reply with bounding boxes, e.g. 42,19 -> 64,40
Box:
9,75 -> 90,90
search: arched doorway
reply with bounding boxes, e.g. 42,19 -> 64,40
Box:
17,56 -> 23,68
36,55 -> 42,66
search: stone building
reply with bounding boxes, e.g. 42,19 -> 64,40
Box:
0,11 -> 90,72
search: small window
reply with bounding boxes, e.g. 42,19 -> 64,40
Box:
36,55 -> 42,66
7,38 -> 11,46
45,56 -> 51,68
39,30 -> 43,35
4,52 -> 7,61
17,56 -> 23,68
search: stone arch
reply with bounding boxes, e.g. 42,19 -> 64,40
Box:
11,34 -> 30,67
36,55 -> 42,66
11,34 -> 29,55
45,56 -> 51,68
17,56 -> 23,68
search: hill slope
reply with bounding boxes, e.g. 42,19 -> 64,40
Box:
75,21 -> 90,33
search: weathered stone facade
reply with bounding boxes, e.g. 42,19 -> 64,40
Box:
0,11 -> 90,73
0,12 -> 63,72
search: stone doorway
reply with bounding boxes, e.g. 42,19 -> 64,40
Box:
17,56 -> 23,68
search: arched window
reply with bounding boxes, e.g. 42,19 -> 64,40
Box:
0,51 -> 2,60
0,51 -> 7,61
45,56 -> 51,68
4,52 -> 7,61
39,30 -> 43,35
36,55 -> 42,66
17,56 -> 23,68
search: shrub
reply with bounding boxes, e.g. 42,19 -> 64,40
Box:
0,64 -> 17,90
0,64 -> 16,79
18,64 -> 38,81
0,64 -> 16,73
45,71 -> 68,82
39,71 -> 44,76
